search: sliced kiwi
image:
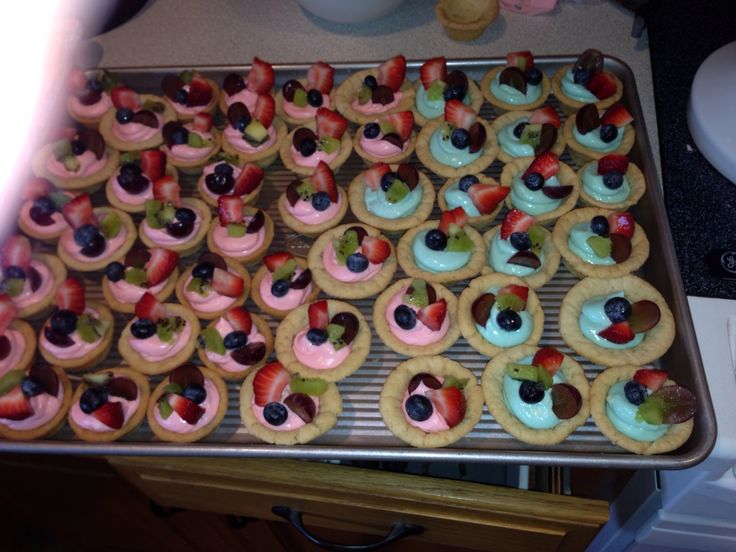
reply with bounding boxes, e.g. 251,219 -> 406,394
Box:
141,99 -> 165,113
179,69 -> 194,84
0,370 -> 24,396
319,137 -> 340,154
273,258 -> 297,282
145,200 -> 164,229
156,316 -> 183,343
201,327 -> 225,355
101,212 -> 121,239
326,323 -> 346,351
519,123 -> 542,147
636,396 -> 664,425
439,121 -> 454,141
83,371 -> 112,387
187,132 -> 205,148
293,88 -> 308,107
62,155 -> 81,172
123,267 -> 147,286
334,230 -> 359,265
160,204 -> 177,225
52,139 -> 72,161
296,179 -> 315,200
443,376 -> 469,390
426,80 -> 446,101
158,399 -> 173,419
496,293 -> 525,312
403,279 -> 429,308
385,180 -> 410,204
2,278 -> 24,297
379,121 -> 394,135
227,223 -> 246,238
528,225 -> 546,255
445,227 -> 473,252
186,277 -> 207,294
587,235 -> 612,258
358,85 -> 372,105
290,376 -> 328,396
49,191 -> 70,209
506,363 -> 539,382
538,367 -> 553,390
77,314 -> 107,343
244,120 -> 268,146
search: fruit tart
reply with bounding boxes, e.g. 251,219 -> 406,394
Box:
578,154 -> 646,210
68,368 -> 149,442
379,356 -> 483,448
0,364 -> 71,441
18,177 -> 73,243
147,364 -> 228,443
1,234 -> 66,319
590,366 -> 695,455
57,193 -> 136,272
483,346 -> 590,445
197,156 -> 265,208
278,161 -> 348,238
353,110 -> 416,166
105,150 -> 178,214
499,153 -> 579,224
160,113 -> 222,173
240,360 -> 342,445
373,278 -> 460,357
559,275 -> 675,366
32,127 -> 119,193
175,252 -> 249,320
102,247 -> 179,314
198,306 -> 273,381
279,107 -> 352,176
563,102 -> 635,164
207,195 -> 274,265
160,69 -> 220,121
119,293 -> 200,375
98,85 -> 176,151
412,56 -> 483,126
0,295 -> 36,376
139,176 -> 211,257
397,207 -> 486,284
221,95 -> 286,168
551,49 -> 623,115
416,100 -> 497,178
348,162 -> 435,234
39,278 -> 113,371
65,66 -> 116,128
480,51 -> 551,113
276,61 -> 336,127
334,55 -> 416,124
275,299 -> 370,382
437,173 -> 508,230
482,210 -> 560,289
492,106 -> 565,164
250,251 -> 320,319
458,274 -> 544,357
219,57 -> 275,114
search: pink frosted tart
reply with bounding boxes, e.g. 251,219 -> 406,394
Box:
197,157 -> 265,208
250,252 -> 320,320
0,296 -> 36,377
275,61 -> 337,127
207,195 -> 274,266
17,177 -> 72,243
160,70 -> 220,121
219,57 -> 275,114
221,95 -> 285,168
105,149 -> 178,214
64,66 -> 116,128
353,110 -> 416,166
160,113 -> 221,172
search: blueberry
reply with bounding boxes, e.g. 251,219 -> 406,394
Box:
346,252 -> 369,273
307,89 -> 323,107
175,207 -> 196,223
573,67 -> 590,86
174,88 -> 188,104
519,380 -> 545,404
526,67 -> 543,86
600,124 -> 618,143
513,122 -> 528,139
205,172 -> 234,195
4,266 -> 26,279
306,328 -> 328,346
131,318 -> 157,339
523,172 -> 544,191
424,229 -> 447,251
73,224 -> 100,247
603,171 -> 624,190
171,126 -> 189,145
604,296 -> 631,323
263,401 -> 288,426
119,162 -> 142,179
21,377 -> 44,398
87,78 -> 103,92
115,108 -> 134,124
182,383 -> 206,404
381,171 -> 399,192
70,140 -> 86,156
33,196 -> 56,215
299,138 -> 317,157
393,305 -> 417,330
80,233 -> 107,257
29,206 -> 54,226
192,262 -> 214,281
236,116 -> 249,132
363,122 -> 380,139
51,309 -> 78,336
165,219 -> 194,238
509,232 -> 531,251
271,279 -> 290,297
105,262 -> 125,282
405,394 -> 433,421
458,174 -> 479,192
363,75 -> 377,90
214,163 -> 234,176
311,191 -> 331,211
451,128 -> 470,149
443,85 -> 465,102
80,387 -> 108,414
223,330 -> 247,350
497,308 -> 522,331
590,215 -> 609,236
624,380 -> 647,406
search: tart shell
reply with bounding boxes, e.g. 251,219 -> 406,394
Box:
411,78 -> 484,127
480,66 -> 552,114
277,187 -> 349,238
101,268 -> 180,315
3,320 -> 38,374
577,160 -> 647,211
250,258 -> 321,320
98,94 -> 177,151
206,206 -> 275,266
334,69 -> 416,125
352,129 -> 417,167
437,174 -> 504,231
415,118 -> 498,178
279,123 -> 353,177
31,146 -> 120,194
16,254 -> 67,320
551,65 -> 624,115
175,260 -> 250,321
104,163 -> 179,214
562,116 -> 635,164
491,111 -> 566,165
137,197 -> 212,257
221,118 -> 287,169
275,79 -> 337,127
161,129 -> 223,172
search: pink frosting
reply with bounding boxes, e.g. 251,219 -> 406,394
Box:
141,208 -> 203,246
109,171 -> 152,206
7,259 -> 53,310
385,286 -> 449,346
225,88 -> 259,112
289,144 -> 338,168
40,307 -> 103,360
166,85 -> 210,116
69,93 -> 113,119
0,329 -> 25,376
163,125 -> 216,162
351,91 -> 403,114
128,319 -> 192,361
360,133 -> 406,157
20,197 -> 71,234
205,318 -> 266,373
292,327 -> 351,370
224,124 -> 277,153
70,390 -> 140,432
183,274 -> 239,312
107,277 -> 168,305
198,162 -> 243,201
322,240 -> 382,283
284,193 -> 341,225
403,380 -> 450,432
152,378 -> 220,433
212,220 -> 265,256
258,269 -> 311,310
251,384 -> 321,432
0,384 -> 64,431
283,93 -> 331,119
111,114 -> 163,143
60,222 -> 128,262
45,150 -> 108,179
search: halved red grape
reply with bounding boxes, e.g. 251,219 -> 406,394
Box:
44,327 -> 73,348
161,74 -> 184,100
125,247 -> 151,269
290,268 -> 312,290
107,377 -> 138,401
610,234 -> 632,263
576,103 -> 600,134
468,121 -> 486,154
330,312 -> 359,344
508,250 -> 541,269
408,373 -> 442,393
198,251 -> 227,270
284,393 -> 316,423
169,364 -> 204,388
281,79 -> 304,102
396,164 -> 419,190
28,267 -> 42,292
654,384 -> 696,424
227,102 -> 250,129
0,335 -> 9,361
131,110 -> 158,129
29,363 -> 59,396
427,283 -> 437,305
292,127 -> 317,149
345,226 -> 367,245
471,293 -> 495,326
551,383 -> 582,420
223,73 -> 246,96
541,185 -> 573,199
231,342 -> 266,366
246,210 -> 265,234
383,133 -> 404,149
371,85 -> 394,105
628,300 -> 661,333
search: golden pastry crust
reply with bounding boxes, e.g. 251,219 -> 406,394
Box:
275,79 -> 337,127
98,94 -> 177,151
0,365 -> 72,441
175,261 -> 250,321
482,345 -> 590,445
499,157 -> 580,224
197,312 -> 274,380
18,195 -> 73,243
373,278 -> 460,357
4,320 -> 38,374
274,300 -> 370,382
551,65 -> 624,115
67,367 -> 150,442
101,269 -> 179,314
551,208 -> 649,278
458,274 -> 544,357
39,301 -> 114,372
334,68 -> 416,125
118,303 -> 201,375
279,123 -> 353,176
480,66 -> 552,113
590,365 -> 694,454
481,225 -> 560,289
58,208 -> 136,272
307,223 -> 397,299
353,129 -> 417,167
577,160 -> 647,210
207,206 -> 274,266
396,221 -> 486,284
196,163 -> 265,208
559,276 -> 676,366
415,118 -> 498,178
562,115 -> 635,164
437,174 -> 504,231
221,117 -> 287,169
147,366 -> 228,443
277,187 -> 349,238
138,197 -> 212,257
491,111 -> 567,164
379,355 -> 483,448
31,146 -> 120,194
16,254 -> 67,320
105,164 -> 179,214
161,129 -> 222,172
250,258 -> 321,319
165,77 -> 221,121
411,78 -> 484,126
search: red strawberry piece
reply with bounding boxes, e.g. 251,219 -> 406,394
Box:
377,54 -> 406,93
427,386 -> 466,428
386,111 -> 414,141
135,292 -> 166,322
449,206 -> 469,228
438,206 -> 470,235
168,394 -> 204,425
316,107 -> 348,140
523,152 -> 559,180
192,112 -> 214,132
253,361 -> 290,407
607,211 -> 635,239
140,150 -> 166,181
0,294 -> 17,335
247,57 -> 275,95
497,284 -> 529,308
444,99 -> 475,130
152,176 -> 181,207
92,401 -> 124,429
307,61 -> 335,94
1,235 -> 31,270
420,56 -> 447,90
252,94 -> 275,128
308,300 -> 330,330
310,161 -> 338,202
217,194 -> 245,226
56,277 -> 85,315
65,66 -> 88,94
234,163 -> 264,196
417,298 -> 447,331
110,86 -> 140,110
467,183 -> 510,215
587,72 -> 617,100
212,268 -> 244,298
633,368 -> 669,392
61,193 -> 97,229
145,247 -> 179,287
263,251 -> 294,273
532,347 -> 564,376
500,209 -> 535,240
598,321 -> 635,344
597,154 -> 630,175
0,386 -> 33,421
600,102 -> 633,127
529,106 -> 561,129
23,177 -> 53,201
186,75 -> 213,107
226,306 -> 252,334
362,236 -> 391,264
362,163 -> 391,191
506,50 -> 535,71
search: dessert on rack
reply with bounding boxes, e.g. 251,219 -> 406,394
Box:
280,107 -> 352,176
437,173 -> 508,230
160,69 -> 220,121
480,51 -> 551,113
207,194 -> 274,266
492,106 -> 565,164
250,251 -> 320,319
412,56 -> 483,126
275,61 -> 336,127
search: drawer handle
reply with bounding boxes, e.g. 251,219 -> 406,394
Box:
272,505 -> 423,551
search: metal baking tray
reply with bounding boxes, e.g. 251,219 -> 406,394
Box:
3,57 -> 716,468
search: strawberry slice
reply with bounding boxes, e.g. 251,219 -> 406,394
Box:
497,284 -> 529,309
523,152 -> 559,180
22,177 -> 53,201
467,183 -> 509,215
529,106 -> 561,129
0,294 -> 16,335
308,300 -> 330,330
110,86 -> 140,110
135,292 -> 166,322
226,306 -> 252,334
307,61 -> 335,94
186,75 -> 213,107
233,163 -> 264,195
168,394 -> 204,425
533,347 -> 564,375
0,386 -> 33,421
310,161 -> 338,202
362,163 -> 391,191
598,321 -> 635,344
192,112 -> 214,132
263,252 -> 293,273
152,176 -> 181,207
316,107 -> 348,140
377,54 -> 406,93
417,298 -> 447,331
92,401 -> 124,429
427,386 -> 465,428
140,150 -> 166,181
253,361 -> 290,407
62,193 -> 97,229
247,57 -> 275,95
437,207 -> 469,235
212,268 -> 244,298
500,209 -> 535,240
386,111 -> 414,141
218,194 -> 245,226
362,236 -> 391,264
600,102 -> 633,127
419,56 -> 447,90
597,154 -> 629,175
633,368 -> 668,392
145,247 -> 179,287
587,72 -> 617,100
252,94 -> 275,128
607,212 -> 635,239
65,66 -> 88,94
444,99 -> 475,130
1,235 -> 31,270
507,50 -> 534,71
57,277 -> 85,315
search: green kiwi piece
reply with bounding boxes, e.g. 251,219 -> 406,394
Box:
426,80 -> 446,101
496,293 -> 525,312
124,267 -> 147,286
319,137 -> 340,154
506,363 -> 539,382
145,200 -> 164,229
0,370 -> 24,396
519,123 -> 542,147
326,323 -> 346,351
385,180 -> 409,204
293,88 -> 308,107
227,223 -> 246,238
273,258 -> 297,282
445,228 -> 473,252
334,230 -> 359,265
201,327 -> 226,355
100,212 -> 121,239
244,120 -> 268,145
403,279 -> 429,308
587,235 -> 612,258
290,376 -> 328,396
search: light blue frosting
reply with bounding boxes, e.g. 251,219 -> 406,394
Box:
490,71 -> 542,105
412,230 -> 471,273
561,68 -> 597,102
443,181 -> 481,217
606,381 -> 669,441
476,299 -> 533,348
364,184 -> 422,220
579,292 -> 645,349
573,125 -> 623,152
487,231 -> 542,278
509,174 -> 563,215
568,222 -> 616,265
430,128 -> 481,168
415,82 -> 471,120
581,163 -> 630,203
497,117 -> 536,158
503,358 -> 565,430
